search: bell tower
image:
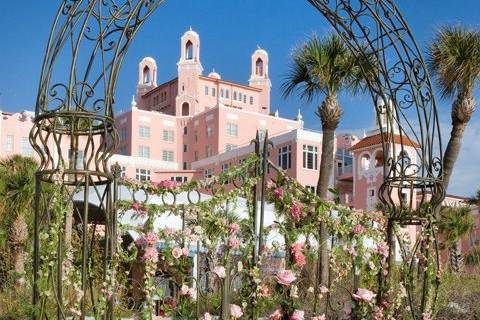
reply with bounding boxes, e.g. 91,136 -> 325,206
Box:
136,57 -> 157,98
176,28 -> 203,116
249,47 -> 271,114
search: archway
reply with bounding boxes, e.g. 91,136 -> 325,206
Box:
31,1 -> 444,318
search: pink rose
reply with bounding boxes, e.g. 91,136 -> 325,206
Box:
145,232 -> 158,246
172,247 -> 183,259
182,247 -> 189,256
273,188 -> 284,200
311,315 -> 326,320
230,223 -> 240,234
268,309 -> 283,320
213,266 -> 226,278
228,237 -> 240,250
290,310 -> 304,320
290,201 -> 304,221
352,288 -> 375,303
131,202 -> 141,211
190,234 -> 200,242
276,269 -> 296,286
353,224 -> 366,235
293,251 -> 306,268
143,247 -> 158,263
258,284 -> 271,297
180,285 -> 196,299
230,304 -> 243,318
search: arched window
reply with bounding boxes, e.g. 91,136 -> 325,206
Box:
374,150 -> 384,168
360,154 -> 371,171
143,66 -> 151,84
185,41 -> 193,60
182,102 -> 189,116
255,58 -> 264,76
398,150 -> 411,167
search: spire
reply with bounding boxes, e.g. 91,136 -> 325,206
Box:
296,109 -> 303,121
131,95 -> 137,108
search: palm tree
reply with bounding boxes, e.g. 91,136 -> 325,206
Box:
467,188 -> 480,206
427,26 -> 480,191
281,34 -> 371,286
0,155 -> 38,287
438,205 -> 475,272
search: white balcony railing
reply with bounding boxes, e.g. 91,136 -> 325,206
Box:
337,164 -> 353,176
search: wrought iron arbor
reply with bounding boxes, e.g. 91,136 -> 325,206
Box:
31,0 -> 444,319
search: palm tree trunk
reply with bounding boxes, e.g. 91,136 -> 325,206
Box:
316,95 -> 342,286
317,128 -> 335,286
442,122 -> 467,192
443,93 -> 476,191
449,240 -> 463,273
10,214 -> 28,287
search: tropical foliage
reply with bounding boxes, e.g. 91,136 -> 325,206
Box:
427,26 -> 480,190
438,206 -> 475,272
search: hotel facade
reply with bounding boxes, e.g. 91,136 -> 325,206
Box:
0,29 -> 478,229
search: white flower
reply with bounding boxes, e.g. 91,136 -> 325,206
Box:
213,266 -> 226,278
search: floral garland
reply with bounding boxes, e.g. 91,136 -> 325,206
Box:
115,155 -> 414,319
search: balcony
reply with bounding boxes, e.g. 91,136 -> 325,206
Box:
337,164 -> 353,180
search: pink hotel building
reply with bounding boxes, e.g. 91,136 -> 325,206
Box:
0,29 -> 478,222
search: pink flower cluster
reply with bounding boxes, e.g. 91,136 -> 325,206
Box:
131,202 -> 148,218
268,309 -> 282,320
229,223 -> 239,234
180,284 -> 196,299
143,246 -> 159,263
290,310 -> 304,320
290,201 -> 304,221
275,269 -> 296,286
172,247 -> 189,259
157,180 -> 179,190
376,242 -> 389,258
352,224 -> 366,235
258,284 -> 271,297
290,242 -> 306,268
228,237 -> 240,250
136,232 -> 158,247
273,188 -> 284,200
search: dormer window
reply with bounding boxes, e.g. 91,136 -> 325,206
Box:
255,58 -> 264,76
185,40 -> 193,60
143,66 -> 151,84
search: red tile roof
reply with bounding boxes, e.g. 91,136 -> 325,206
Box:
349,133 -> 420,151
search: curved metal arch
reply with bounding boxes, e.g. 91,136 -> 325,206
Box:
32,0 -> 445,318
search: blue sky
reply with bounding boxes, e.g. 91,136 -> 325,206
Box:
0,0 -> 479,196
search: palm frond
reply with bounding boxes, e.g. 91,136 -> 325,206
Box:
427,25 -> 480,99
